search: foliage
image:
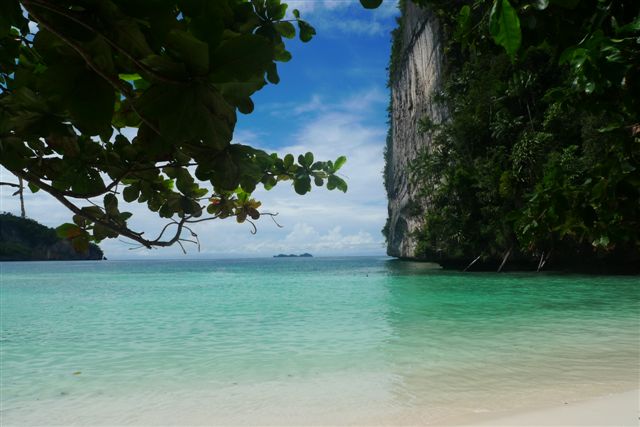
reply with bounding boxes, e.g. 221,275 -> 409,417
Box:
0,212 -> 103,260
0,0 -> 348,252
387,0 -> 408,82
382,0 -> 407,236
385,0 -> 640,265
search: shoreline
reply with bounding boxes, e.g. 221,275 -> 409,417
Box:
459,389 -> 639,426
2,387 -> 638,425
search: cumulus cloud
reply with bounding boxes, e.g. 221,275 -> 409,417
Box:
286,0 -> 399,36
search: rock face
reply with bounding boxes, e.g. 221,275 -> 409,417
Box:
0,213 -> 104,261
386,3 -> 445,259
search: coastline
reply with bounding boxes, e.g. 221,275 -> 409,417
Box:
460,389 -> 639,426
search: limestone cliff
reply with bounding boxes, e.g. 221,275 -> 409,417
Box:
385,3 -> 445,259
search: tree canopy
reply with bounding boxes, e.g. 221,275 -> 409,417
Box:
1,0 -> 348,252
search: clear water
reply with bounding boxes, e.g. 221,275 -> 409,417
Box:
1,257 -> 638,425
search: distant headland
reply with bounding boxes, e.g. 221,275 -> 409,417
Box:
273,253 -> 313,258
0,213 -> 104,261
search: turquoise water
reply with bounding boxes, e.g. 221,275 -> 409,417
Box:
1,257 -> 638,425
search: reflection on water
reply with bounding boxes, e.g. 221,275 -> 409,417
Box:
1,257 -> 638,424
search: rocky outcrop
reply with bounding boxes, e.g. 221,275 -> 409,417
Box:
386,3 -> 445,259
0,213 -> 104,261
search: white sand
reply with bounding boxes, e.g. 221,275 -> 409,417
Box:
466,389 -> 639,426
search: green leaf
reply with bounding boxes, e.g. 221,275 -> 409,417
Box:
165,29 -> 210,75
489,0 -> 521,60
266,62 -> 280,84
71,235 -> 90,253
292,9 -> 300,19
267,0 -> 288,20
72,215 -> 87,227
56,223 -> 82,239
215,77 -> 267,111
304,152 -> 314,166
263,175 -> 277,190
237,97 -> 254,114
273,42 -> 292,62
140,55 -> 189,80
176,168 -> 195,194
359,0 -> 383,9
275,21 -> 296,39
136,83 -> 235,151
592,235 -> 610,248
119,73 -> 143,81
267,0 -> 288,21
334,156 -> 347,171
123,185 -> 140,203
294,175 -> 311,195
615,15 -> 640,34
104,193 -> 119,216
298,21 -> 316,43
211,34 -> 273,81
284,154 -> 294,168
455,5 -> 471,41
327,175 -> 348,193
27,182 -> 40,193
327,175 -> 338,190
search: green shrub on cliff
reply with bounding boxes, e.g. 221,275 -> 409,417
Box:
387,0 -> 639,268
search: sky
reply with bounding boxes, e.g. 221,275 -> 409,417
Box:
0,1 -> 400,259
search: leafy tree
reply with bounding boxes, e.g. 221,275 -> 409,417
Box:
0,0 -> 348,252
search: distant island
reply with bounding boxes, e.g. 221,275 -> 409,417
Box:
0,213 -> 104,261
273,253 -> 313,258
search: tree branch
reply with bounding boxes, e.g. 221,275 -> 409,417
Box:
0,182 -> 21,188
17,167 -> 129,199
10,168 -> 191,249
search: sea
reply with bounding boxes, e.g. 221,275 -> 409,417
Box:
1,257 -> 638,425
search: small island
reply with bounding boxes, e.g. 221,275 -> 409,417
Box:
0,213 -> 104,261
273,253 -> 313,258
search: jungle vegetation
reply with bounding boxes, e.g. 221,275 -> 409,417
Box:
0,212 -> 104,260
386,0 -> 639,270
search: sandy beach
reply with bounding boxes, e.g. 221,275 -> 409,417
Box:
466,389 -> 639,426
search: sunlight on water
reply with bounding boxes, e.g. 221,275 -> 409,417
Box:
1,258 -> 638,425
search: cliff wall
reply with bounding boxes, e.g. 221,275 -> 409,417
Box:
386,3 -> 445,259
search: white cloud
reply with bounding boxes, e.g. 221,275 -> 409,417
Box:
293,94 -> 324,115
265,87 -> 386,118
286,0 -> 400,36
278,223 -> 377,252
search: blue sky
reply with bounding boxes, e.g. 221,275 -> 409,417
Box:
0,1 -> 400,259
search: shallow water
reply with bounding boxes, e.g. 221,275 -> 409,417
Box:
1,257 -> 638,425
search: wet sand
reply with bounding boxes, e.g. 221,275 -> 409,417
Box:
467,389 -> 639,426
